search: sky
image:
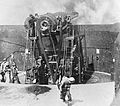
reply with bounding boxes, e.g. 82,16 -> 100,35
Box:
0,0 -> 120,25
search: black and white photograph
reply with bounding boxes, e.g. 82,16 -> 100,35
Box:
0,0 -> 120,106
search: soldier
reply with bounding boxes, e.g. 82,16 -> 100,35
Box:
24,14 -> 36,37
4,64 -> 11,83
35,13 -> 40,19
59,75 -> 75,102
35,56 -> 43,84
0,58 -> 7,82
11,63 -> 21,84
56,59 -> 65,89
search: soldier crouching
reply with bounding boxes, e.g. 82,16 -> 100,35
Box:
59,76 -> 75,102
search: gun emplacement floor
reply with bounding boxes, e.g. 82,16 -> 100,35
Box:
0,82 -> 115,106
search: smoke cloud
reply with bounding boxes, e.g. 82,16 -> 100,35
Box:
0,0 -> 120,25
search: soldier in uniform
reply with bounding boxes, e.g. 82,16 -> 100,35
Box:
35,56 -> 43,84
4,64 -> 11,83
59,75 -> 75,102
0,58 -> 7,82
11,63 -> 21,84
24,14 -> 37,37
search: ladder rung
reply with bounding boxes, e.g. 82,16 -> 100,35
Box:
49,61 -> 57,63
65,36 -> 74,40
29,37 -> 36,40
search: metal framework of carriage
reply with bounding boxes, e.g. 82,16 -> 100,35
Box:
23,12 -> 95,84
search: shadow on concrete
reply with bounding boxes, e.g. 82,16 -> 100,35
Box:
0,86 -> 5,90
65,99 -> 83,106
26,85 -> 51,96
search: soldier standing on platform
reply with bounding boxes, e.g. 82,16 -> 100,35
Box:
59,75 -> 75,102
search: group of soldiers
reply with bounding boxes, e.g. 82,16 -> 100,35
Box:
0,58 -> 20,83
0,55 -> 75,102
0,55 -> 50,85
25,56 -> 50,84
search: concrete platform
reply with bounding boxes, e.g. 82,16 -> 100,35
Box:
0,82 -> 115,106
